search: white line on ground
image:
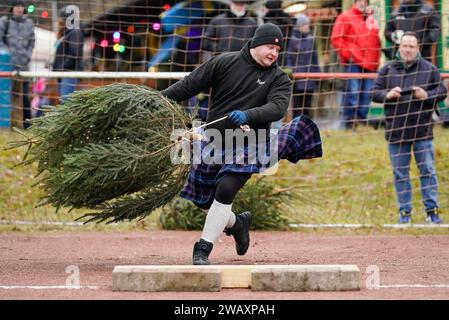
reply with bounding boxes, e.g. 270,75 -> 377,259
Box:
0,220 -> 84,226
2,220 -> 448,229
383,224 -> 449,228
378,284 -> 449,289
289,223 -> 372,228
289,223 -> 449,229
0,285 -> 98,290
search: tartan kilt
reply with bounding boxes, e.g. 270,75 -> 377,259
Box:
180,115 -> 323,205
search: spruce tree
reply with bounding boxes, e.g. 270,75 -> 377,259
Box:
8,83 -> 193,223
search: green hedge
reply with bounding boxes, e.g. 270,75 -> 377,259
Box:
159,177 -> 295,230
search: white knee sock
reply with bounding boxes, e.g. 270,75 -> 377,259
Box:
226,212 -> 236,228
201,206 -> 236,229
201,200 -> 232,243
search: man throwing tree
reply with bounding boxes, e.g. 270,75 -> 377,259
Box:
162,23 -> 322,264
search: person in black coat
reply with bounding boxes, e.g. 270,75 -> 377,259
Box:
372,32 -> 447,224
201,0 -> 257,62
285,14 -> 320,118
53,5 -> 84,100
263,0 -> 292,48
384,0 -> 440,62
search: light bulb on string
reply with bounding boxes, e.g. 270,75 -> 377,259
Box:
152,23 -> 161,31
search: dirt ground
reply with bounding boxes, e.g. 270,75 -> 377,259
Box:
1,230 -> 449,300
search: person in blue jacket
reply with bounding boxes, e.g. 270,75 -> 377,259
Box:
285,14 -> 320,118
372,32 -> 447,224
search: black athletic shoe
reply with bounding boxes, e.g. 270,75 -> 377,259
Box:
192,238 -> 213,265
224,211 -> 252,256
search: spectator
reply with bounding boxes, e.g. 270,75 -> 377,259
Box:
197,0 -> 257,120
53,5 -> 84,101
263,1 -> 292,47
285,14 -> 320,119
258,0 -> 293,72
202,0 -> 257,62
385,0 -> 440,63
330,0 -> 381,129
372,32 -> 447,224
0,0 -> 35,128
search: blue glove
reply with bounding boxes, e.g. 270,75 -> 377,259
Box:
228,111 -> 248,126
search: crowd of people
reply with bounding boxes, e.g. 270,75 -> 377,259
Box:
0,0 -> 447,227
0,0 -> 444,126
179,0 -> 443,130
0,0 -> 84,128
171,0 -> 447,228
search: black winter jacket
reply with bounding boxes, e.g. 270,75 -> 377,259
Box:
372,58 -> 447,143
53,28 -> 84,71
201,11 -> 257,62
162,41 -> 292,134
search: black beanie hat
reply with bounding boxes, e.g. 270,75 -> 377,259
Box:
250,23 -> 284,50
10,0 -> 26,7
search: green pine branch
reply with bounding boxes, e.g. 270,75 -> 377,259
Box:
7,83 -> 193,223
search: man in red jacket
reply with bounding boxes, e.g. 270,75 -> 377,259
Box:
331,0 -> 381,129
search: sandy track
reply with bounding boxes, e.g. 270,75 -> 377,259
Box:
1,231 -> 449,300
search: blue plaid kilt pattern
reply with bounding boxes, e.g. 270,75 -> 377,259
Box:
180,115 -> 322,205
